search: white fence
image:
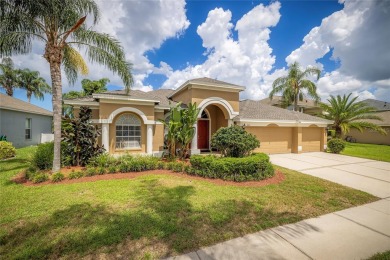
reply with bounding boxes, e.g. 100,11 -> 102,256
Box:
41,133 -> 54,143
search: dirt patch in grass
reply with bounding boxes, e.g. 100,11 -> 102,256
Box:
19,169 -> 285,187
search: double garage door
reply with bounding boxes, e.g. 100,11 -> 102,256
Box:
245,126 -> 322,154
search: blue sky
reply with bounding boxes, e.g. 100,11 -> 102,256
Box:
2,0 -> 389,111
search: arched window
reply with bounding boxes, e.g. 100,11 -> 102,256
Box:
115,114 -> 141,149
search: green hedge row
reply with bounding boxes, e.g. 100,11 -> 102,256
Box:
189,153 -> 274,182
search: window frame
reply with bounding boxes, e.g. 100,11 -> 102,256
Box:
115,114 -> 142,150
25,118 -> 32,140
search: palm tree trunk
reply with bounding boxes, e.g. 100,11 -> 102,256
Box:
27,91 -> 31,103
294,93 -> 299,112
49,60 -> 62,172
5,86 -> 13,96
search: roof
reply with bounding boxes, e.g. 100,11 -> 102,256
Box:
0,93 -> 53,116
359,111 -> 390,126
168,77 -> 245,99
260,96 -> 319,108
237,100 -> 330,123
361,99 -> 390,111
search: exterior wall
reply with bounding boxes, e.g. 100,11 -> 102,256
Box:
153,111 -> 165,152
302,127 -> 322,152
99,102 -> 155,120
108,112 -> 146,154
245,126 -> 293,154
190,87 -> 240,113
73,107 -> 99,119
292,127 -> 302,153
348,128 -> 390,145
171,88 -> 192,105
0,109 -> 52,148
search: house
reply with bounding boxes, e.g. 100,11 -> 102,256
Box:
347,99 -> 390,145
260,96 -> 322,116
0,93 -> 53,148
64,77 -> 332,155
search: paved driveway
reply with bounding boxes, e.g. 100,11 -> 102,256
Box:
270,152 -> 390,198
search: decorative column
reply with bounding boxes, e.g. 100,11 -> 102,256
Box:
146,124 -> 153,155
191,122 -> 200,155
102,123 -> 110,153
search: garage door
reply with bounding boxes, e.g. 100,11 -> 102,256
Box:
245,127 -> 292,154
302,128 -> 321,152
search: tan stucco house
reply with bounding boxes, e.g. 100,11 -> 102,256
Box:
64,77 -> 331,156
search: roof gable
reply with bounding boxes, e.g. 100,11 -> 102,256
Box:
0,94 -> 52,116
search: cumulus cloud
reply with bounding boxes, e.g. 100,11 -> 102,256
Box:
286,0 -> 390,101
161,2 -> 282,100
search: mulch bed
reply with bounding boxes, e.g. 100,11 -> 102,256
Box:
13,169 -> 285,187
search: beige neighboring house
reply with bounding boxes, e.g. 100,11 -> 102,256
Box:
347,99 -> 390,145
64,77 -> 332,155
260,96 -> 322,116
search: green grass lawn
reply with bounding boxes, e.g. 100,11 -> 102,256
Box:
0,147 -> 377,259
341,142 -> 390,162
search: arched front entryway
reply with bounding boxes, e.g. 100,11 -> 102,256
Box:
192,98 -> 237,153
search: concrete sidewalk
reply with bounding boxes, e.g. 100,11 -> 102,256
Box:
166,153 -> 390,259
167,199 -> 390,260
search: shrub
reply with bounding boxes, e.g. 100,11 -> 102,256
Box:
108,166 -> 117,174
327,138 -> 346,154
85,167 -> 97,177
33,142 -> 54,170
32,173 -> 49,183
0,141 -> 16,160
116,155 -> 159,172
172,162 -> 185,172
88,153 -> 118,168
211,126 -> 260,157
97,167 -> 106,175
189,153 -> 274,182
157,161 -> 166,170
51,172 -> 65,182
68,171 -> 83,179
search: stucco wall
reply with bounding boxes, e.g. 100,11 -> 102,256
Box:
0,109 -> 52,148
348,128 -> 390,145
153,111 -> 165,152
99,103 -> 155,120
190,87 -> 240,113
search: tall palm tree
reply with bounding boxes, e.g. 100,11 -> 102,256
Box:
269,62 -> 321,111
0,57 -> 19,96
0,0 -> 133,172
18,69 -> 51,102
320,93 -> 386,138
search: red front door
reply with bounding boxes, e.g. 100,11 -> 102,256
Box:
197,120 -> 209,150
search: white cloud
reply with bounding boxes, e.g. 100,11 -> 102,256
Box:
161,2 -> 282,100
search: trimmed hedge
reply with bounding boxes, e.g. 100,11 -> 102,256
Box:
189,153 -> 274,182
327,138 -> 346,154
33,142 -> 54,170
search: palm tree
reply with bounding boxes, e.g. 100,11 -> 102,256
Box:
18,69 -> 51,102
0,0 -> 133,172
320,93 -> 386,138
81,78 -> 109,96
0,57 -> 19,96
270,62 -> 321,111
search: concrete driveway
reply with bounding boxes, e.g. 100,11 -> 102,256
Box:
270,152 -> 390,198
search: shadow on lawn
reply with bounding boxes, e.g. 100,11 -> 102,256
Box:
0,179 -> 317,259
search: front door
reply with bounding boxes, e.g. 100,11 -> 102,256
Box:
197,120 -> 209,150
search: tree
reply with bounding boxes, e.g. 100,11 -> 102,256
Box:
0,57 -> 19,96
320,93 -> 386,138
160,103 -> 183,159
81,78 -> 109,96
269,62 -> 321,111
177,103 -> 199,159
0,0 -> 133,172
18,69 -> 51,102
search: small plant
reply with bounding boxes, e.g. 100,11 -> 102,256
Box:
0,141 -> 16,160
108,166 -> 117,173
85,167 -> 97,177
211,125 -> 260,157
32,173 -> 49,183
0,135 -> 7,141
157,161 -> 166,170
327,138 -> 346,154
33,142 -> 54,170
97,167 -> 106,175
68,171 -> 83,179
172,162 -> 185,172
166,162 -> 175,171
51,172 -> 65,182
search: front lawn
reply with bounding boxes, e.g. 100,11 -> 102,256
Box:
0,147 -> 377,259
341,142 -> 390,162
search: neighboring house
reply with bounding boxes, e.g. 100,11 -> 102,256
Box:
260,96 -> 322,116
64,77 -> 332,155
347,99 -> 390,145
0,93 -> 53,148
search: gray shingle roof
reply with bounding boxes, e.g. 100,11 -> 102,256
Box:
188,77 -> 242,87
260,96 -> 319,108
358,111 -> 390,126
0,93 -> 52,116
237,100 -> 330,123
361,99 -> 390,111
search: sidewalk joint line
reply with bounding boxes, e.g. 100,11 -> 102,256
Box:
269,229 -> 314,260
333,213 -> 390,239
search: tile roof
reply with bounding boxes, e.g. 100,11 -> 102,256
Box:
0,93 -> 52,116
260,96 -> 319,108
237,99 -> 330,123
361,99 -> 390,111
